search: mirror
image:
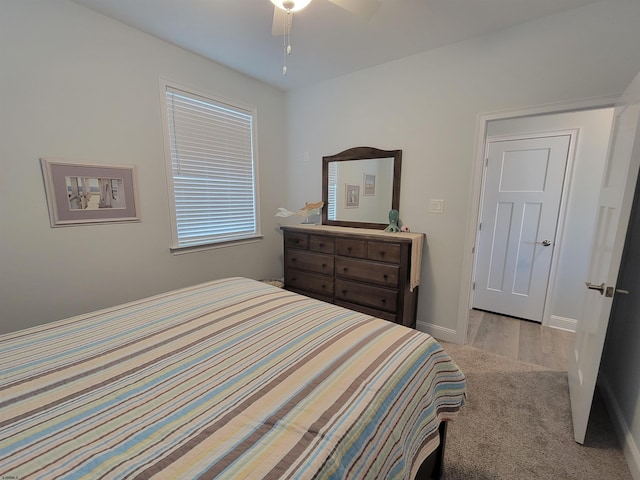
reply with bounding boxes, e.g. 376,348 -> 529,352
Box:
322,146 -> 402,229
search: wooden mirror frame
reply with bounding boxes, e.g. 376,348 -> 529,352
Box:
322,146 -> 402,229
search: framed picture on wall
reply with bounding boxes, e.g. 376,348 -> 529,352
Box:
345,184 -> 360,208
41,158 -> 140,227
363,173 -> 376,196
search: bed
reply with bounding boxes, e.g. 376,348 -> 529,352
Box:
0,277 -> 465,479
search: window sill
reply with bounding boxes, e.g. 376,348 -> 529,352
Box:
170,235 -> 263,255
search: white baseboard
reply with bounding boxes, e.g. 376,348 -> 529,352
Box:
416,322 -> 459,343
549,315 -> 577,332
599,376 -> 640,479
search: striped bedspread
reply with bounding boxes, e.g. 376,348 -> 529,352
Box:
0,277 -> 465,479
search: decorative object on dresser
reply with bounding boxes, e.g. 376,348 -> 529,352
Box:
385,208 -> 401,232
275,200 -> 324,224
282,224 -> 424,328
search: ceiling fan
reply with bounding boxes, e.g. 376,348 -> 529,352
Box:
270,0 -> 381,75
270,0 -> 381,35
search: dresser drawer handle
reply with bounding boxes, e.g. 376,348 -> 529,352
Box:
380,251 -> 385,257
322,263 -> 327,268
291,257 -> 297,262
342,289 -> 348,295
293,239 -> 300,244
381,298 -> 386,304
343,267 -> 348,272
347,247 -> 352,252
383,274 -> 388,280
318,242 -> 324,247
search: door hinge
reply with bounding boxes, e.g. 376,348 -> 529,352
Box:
472,246 -> 475,254
479,222 -> 482,231
485,158 -> 488,167
472,281 -> 476,290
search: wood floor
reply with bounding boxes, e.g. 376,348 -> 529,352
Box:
466,309 -> 575,370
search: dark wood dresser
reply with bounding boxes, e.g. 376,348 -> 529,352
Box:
281,225 -> 424,328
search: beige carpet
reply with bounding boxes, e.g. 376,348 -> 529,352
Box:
439,342 -> 632,480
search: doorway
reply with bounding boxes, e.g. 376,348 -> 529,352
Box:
473,133 -> 572,322
457,100 -> 617,345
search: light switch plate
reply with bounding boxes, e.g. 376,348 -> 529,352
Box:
429,199 -> 445,214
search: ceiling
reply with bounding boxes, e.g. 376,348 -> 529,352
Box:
71,0 -> 603,91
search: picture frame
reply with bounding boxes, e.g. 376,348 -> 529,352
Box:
345,184 -> 360,208
363,173 -> 376,196
40,158 -> 140,227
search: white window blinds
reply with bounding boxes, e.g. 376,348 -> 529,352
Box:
164,86 -> 258,248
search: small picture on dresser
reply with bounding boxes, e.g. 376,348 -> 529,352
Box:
345,184 -> 360,208
363,174 -> 376,196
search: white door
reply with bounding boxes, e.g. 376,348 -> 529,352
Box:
473,135 -> 571,322
569,71 -> 640,444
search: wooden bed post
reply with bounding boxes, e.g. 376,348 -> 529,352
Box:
432,422 -> 448,479
415,421 -> 448,480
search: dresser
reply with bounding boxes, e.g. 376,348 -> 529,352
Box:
281,225 -> 424,328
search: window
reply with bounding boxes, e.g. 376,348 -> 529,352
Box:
161,83 -> 259,249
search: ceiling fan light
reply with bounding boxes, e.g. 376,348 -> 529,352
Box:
270,0 -> 313,12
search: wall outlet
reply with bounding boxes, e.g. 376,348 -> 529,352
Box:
429,199 -> 445,214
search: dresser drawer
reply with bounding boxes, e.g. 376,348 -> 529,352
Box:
285,270 -> 334,297
284,231 -> 308,250
335,258 -> 399,287
309,235 -> 335,254
335,279 -> 397,313
290,289 -> 333,305
336,238 -> 367,258
285,250 -> 334,275
367,241 -> 401,264
281,225 -> 423,329
335,300 -> 397,323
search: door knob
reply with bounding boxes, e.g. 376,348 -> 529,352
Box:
536,240 -> 552,246
585,282 -> 605,295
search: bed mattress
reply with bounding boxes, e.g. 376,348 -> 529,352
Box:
0,277 -> 465,479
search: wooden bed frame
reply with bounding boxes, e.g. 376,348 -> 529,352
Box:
416,422 -> 448,480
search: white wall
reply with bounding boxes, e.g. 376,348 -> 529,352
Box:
0,0 -> 287,333
284,0 -> 640,339
486,108 -> 614,331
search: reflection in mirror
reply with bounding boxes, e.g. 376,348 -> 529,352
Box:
327,158 -> 394,223
322,147 -> 401,229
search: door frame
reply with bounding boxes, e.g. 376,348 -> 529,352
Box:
471,130 -> 578,324
456,94 -> 620,345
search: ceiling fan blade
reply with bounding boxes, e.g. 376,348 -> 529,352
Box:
328,0 -> 380,19
272,7 -> 292,35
